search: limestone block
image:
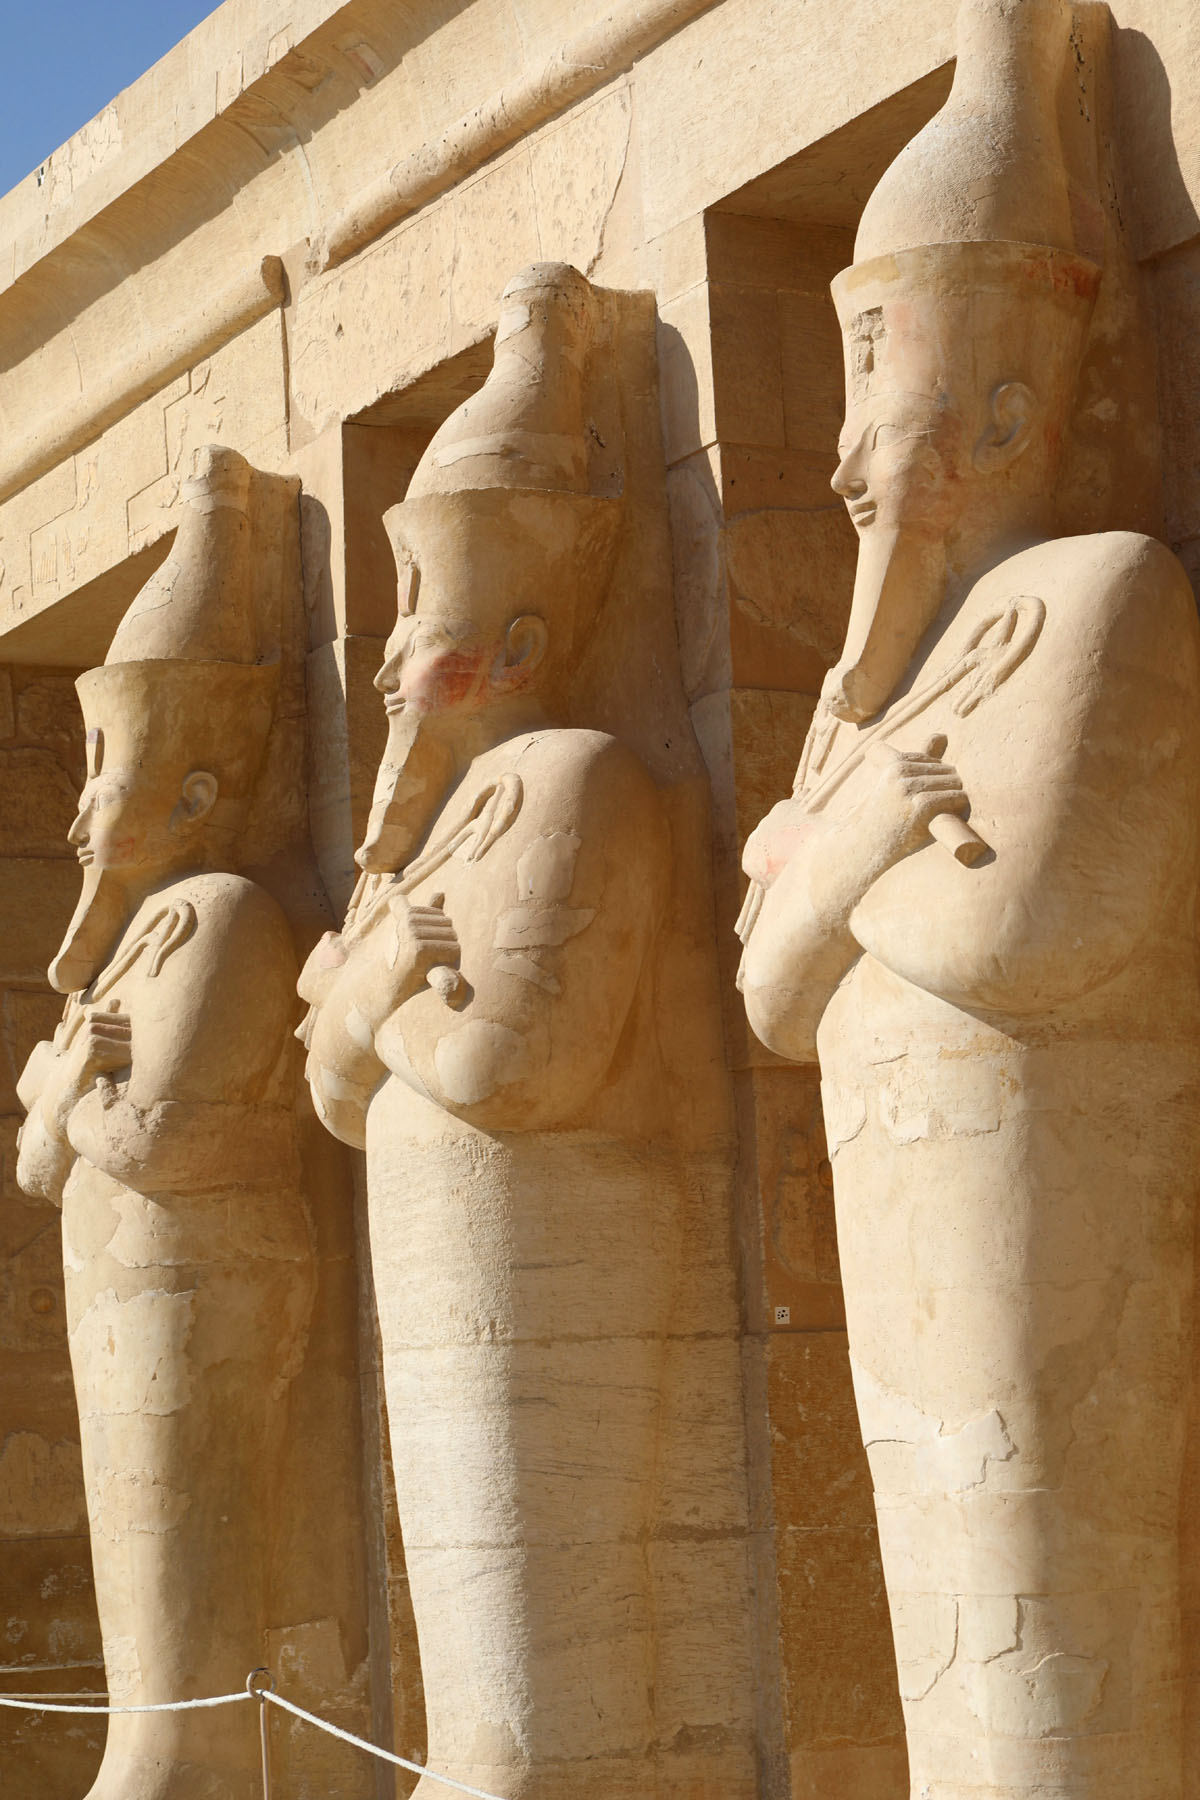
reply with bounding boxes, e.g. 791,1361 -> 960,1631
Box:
450,160 -> 546,340
0,750 -> 78,857
0,1535 -> 101,1674
709,281 -> 785,448
0,458 -> 78,625
0,312 -> 286,671
1113,0 -> 1200,262
528,84 -> 635,278
692,686 -> 819,875
776,1524 -> 902,1752
779,287 -> 849,457
766,1332 -> 875,1531
2,992 -> 69,1115
0,861 -> 83,982
719,441 -> 844,513
342,424 -> 432,639
0,1664 -> 105,1800
668,1152 -> 741,1338
288,201 -> 458,443
655,1337 -> 750,1533
648,215 -> 709,308
1152,242 -> 1200,546
637,0 -> 955,240
290,78 -> 639,450
0,1216 -> 68,1356
789,1742 -> 910,1800
0,1433 -> 87,1537
403,0 -> 523,136
724,506 -> 854,692
306,633 -> 389,912
649,1537 -> 758,1736
13,672 -> 84,782
745,1061 -> 844,1322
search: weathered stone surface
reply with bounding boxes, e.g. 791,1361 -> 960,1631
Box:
740,2 -> 1200,1795
2,0 -> 1200,1796
0,860 -> 84,982
13,449 -> 373,1799
0,751 -> 78,857
301,261 -> 752,1800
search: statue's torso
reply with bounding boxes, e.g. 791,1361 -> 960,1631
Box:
363,725 -> 671,1153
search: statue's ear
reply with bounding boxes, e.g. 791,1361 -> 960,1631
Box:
494,615 -> 549,689
175,770 -> 219,826
974,381 -> 1036,474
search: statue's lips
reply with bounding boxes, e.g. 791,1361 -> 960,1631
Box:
847,500 -> 876,526
75,850 -> 95,865
383,693 -> 406,715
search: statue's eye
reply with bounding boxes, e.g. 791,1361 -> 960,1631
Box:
871,422 -> 909,449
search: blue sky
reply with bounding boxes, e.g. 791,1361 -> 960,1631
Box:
0,1 -> 218,199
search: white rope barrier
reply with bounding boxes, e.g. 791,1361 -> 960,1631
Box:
262,1688 -> 505,1800
0,1670 -> 507,1800
0,1690 -> 249,1714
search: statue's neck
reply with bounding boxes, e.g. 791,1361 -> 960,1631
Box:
442,695 -> 554,780
943,497 -> 1056,596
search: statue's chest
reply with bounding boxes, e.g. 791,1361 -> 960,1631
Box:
65,896 -> 199,1042
800,589 -> 1050,826
399,766 -> 590,965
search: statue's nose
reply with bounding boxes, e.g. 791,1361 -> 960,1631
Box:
831,456 -> 867,499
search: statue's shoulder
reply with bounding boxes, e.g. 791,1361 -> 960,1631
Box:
992,533 -> 1198,688
1038,530 -> 1194,630
504,726 -> 660,806
141,871 -> 293,962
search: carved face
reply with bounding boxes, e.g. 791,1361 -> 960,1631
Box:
67,730 -> 212,880
374,611 -> 495,721
67,772 -> 175,876
831,389 -> 966,540
374,536 -> 549,725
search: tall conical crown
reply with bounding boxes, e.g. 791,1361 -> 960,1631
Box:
50,448 -> 283,995
105,447 -> 261,666
406,262 -> 609,501
832,0 -> 1099,390
76,445 -> 279,825
854,0 -> 1078,264
385,263 -> 623,657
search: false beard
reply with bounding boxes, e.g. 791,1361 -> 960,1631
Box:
49,864 -> 132,996
355,705 -> 458,876
824,524 -> 947,725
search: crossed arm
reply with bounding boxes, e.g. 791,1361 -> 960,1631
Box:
740,562 -> 1200,1060
301,745 -> 668,1145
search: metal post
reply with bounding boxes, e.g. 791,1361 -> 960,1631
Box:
246,1668 -> 277,1800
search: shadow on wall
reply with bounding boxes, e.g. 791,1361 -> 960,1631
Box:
1113,27 -> 1200,262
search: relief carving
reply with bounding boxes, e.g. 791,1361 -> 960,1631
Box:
738,1 -> 1200,1795
300,263 -> 688,1800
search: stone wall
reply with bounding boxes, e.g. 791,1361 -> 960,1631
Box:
0,665 -> 104,1795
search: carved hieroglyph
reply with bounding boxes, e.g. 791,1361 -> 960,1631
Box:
738,1 -> 1200,1795
300,263 -> 683,1800
14,449 -> 318,1800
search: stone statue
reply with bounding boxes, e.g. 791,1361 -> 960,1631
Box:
299,263 -> 684,1800
15,449 -> 321,1800
737,1 -> 1200,1795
